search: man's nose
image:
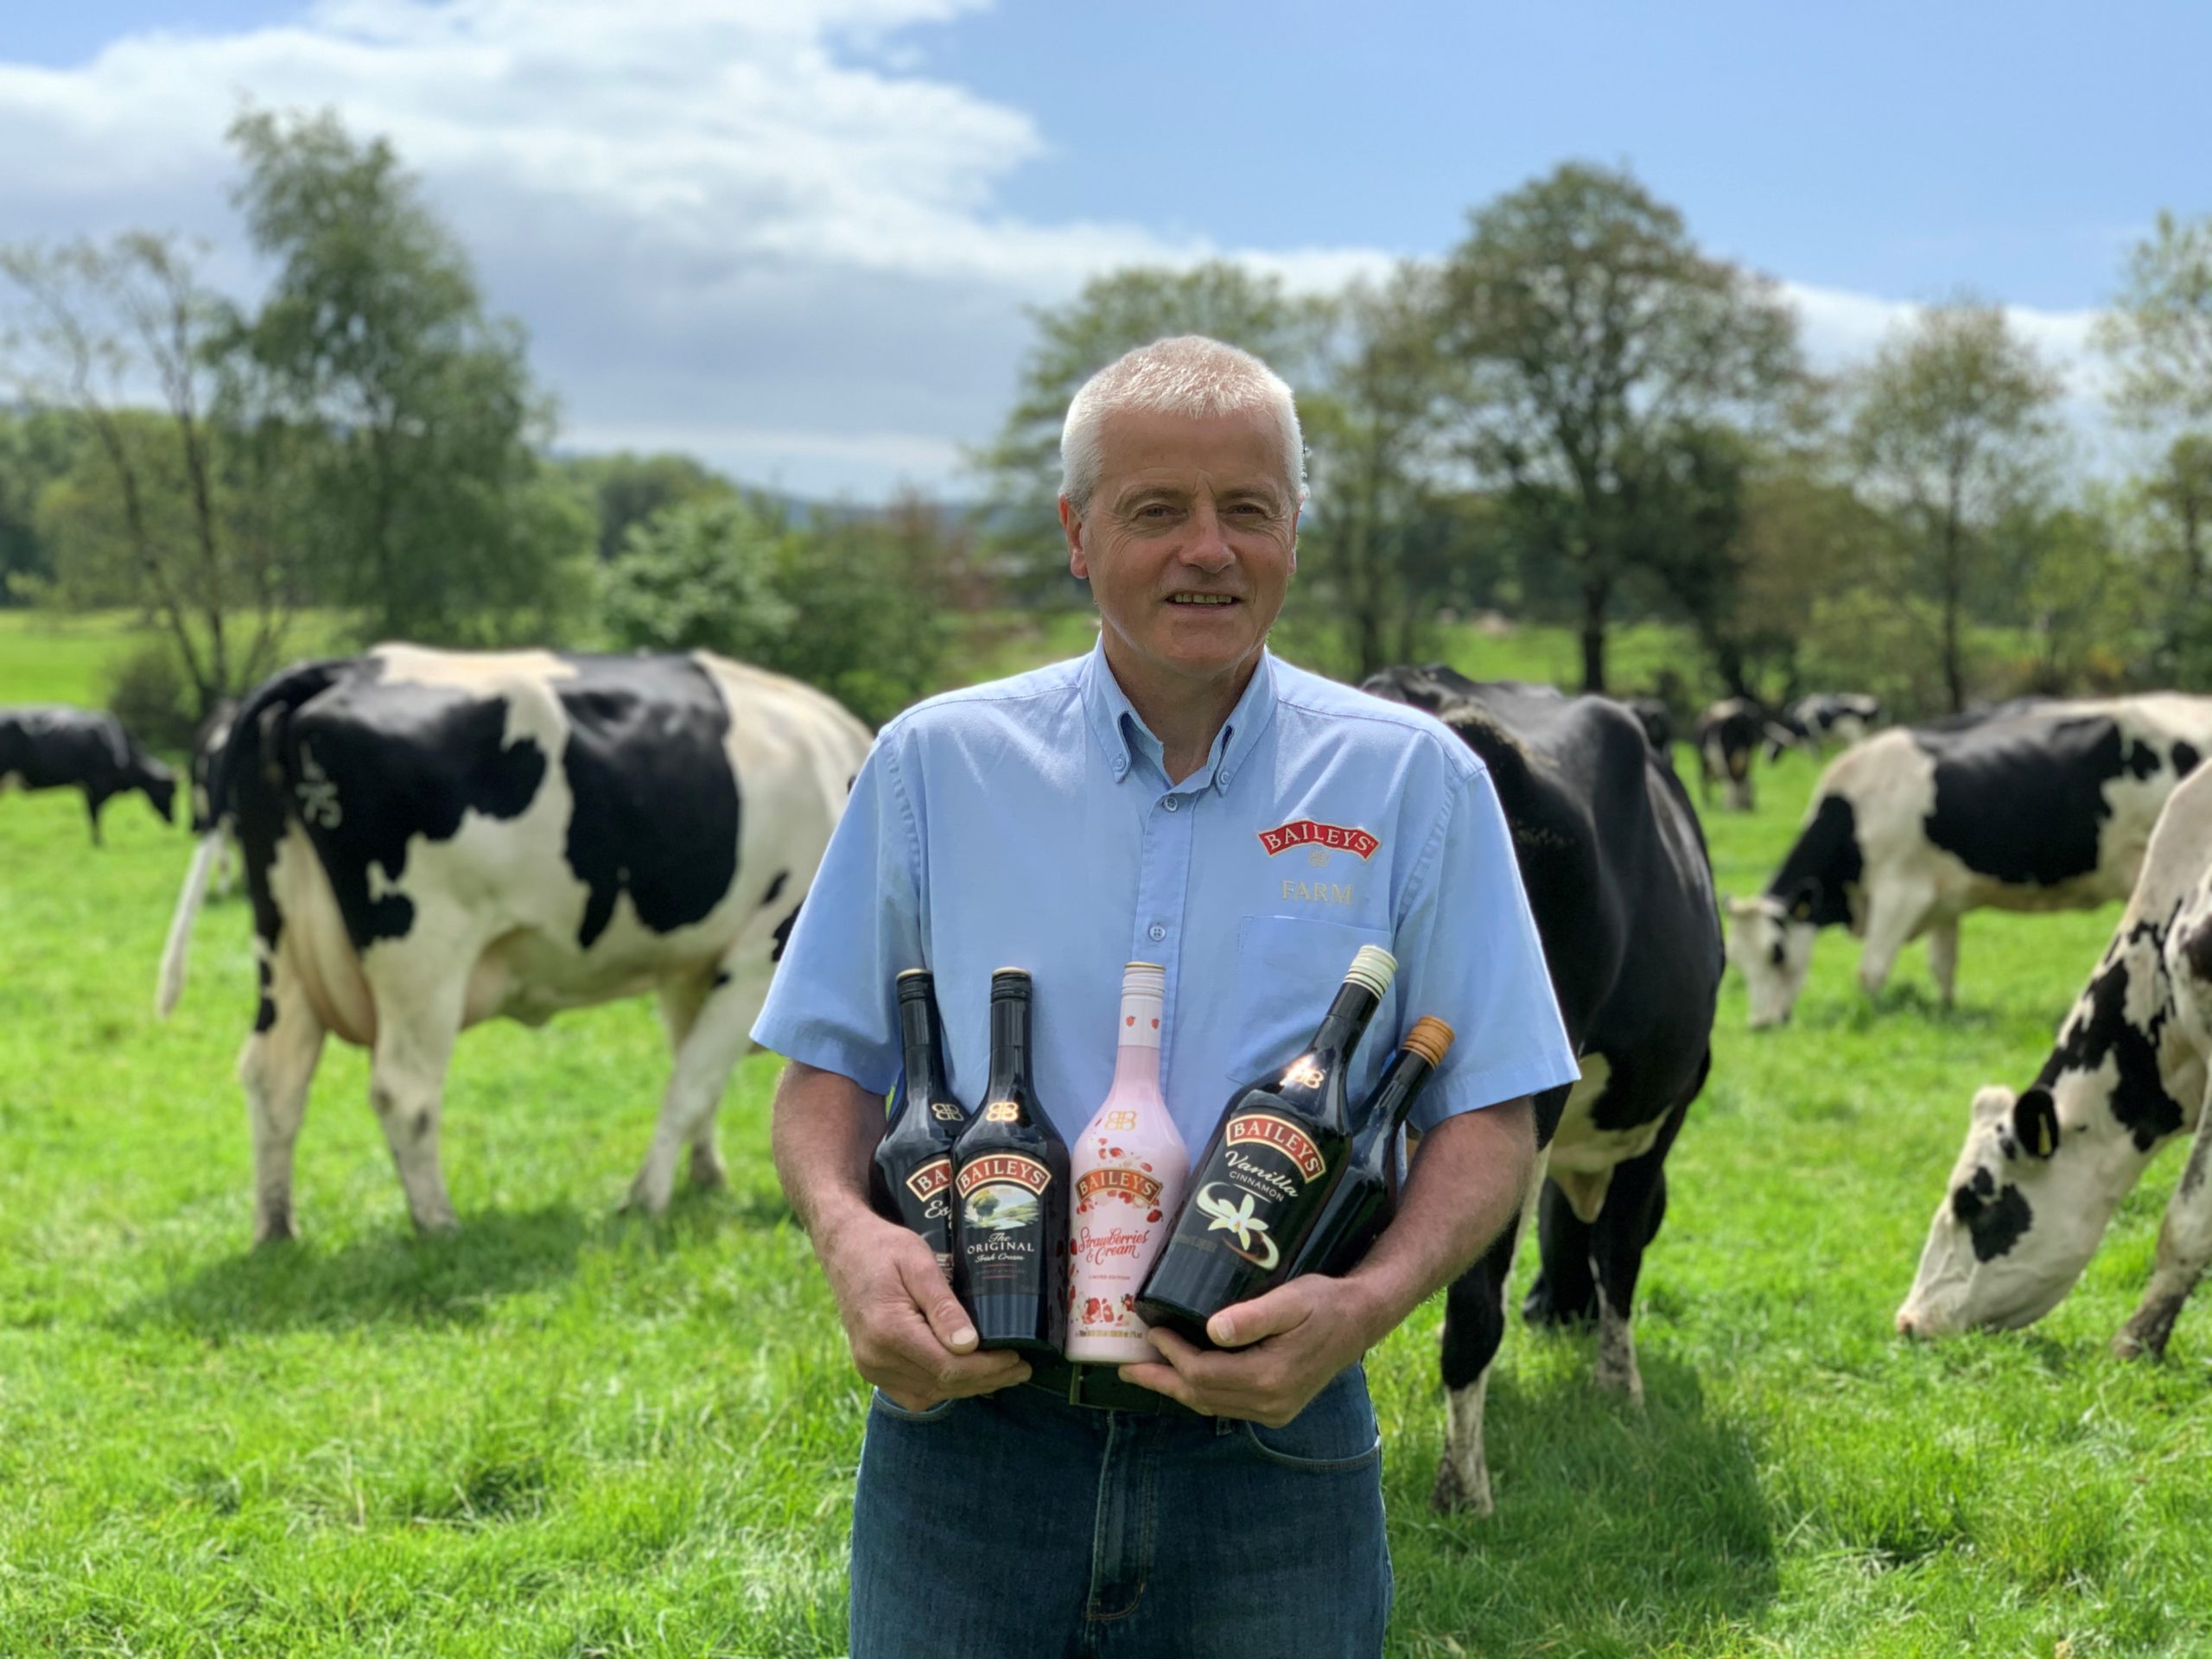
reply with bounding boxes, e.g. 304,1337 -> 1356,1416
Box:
1179,501 -> 1235,571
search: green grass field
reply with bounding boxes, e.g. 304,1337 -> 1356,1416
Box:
1,616 -> 2205,1656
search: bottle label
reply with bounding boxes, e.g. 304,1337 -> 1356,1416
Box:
905,1155 -> 953,1204
1077,1166 -> 1163,1208
956,1154 -> 1052,1198
1224,1113 -> 1327,1184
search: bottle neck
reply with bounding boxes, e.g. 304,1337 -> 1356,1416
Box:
1305,981 -> 1382,1076
898,993 -> 951,1103
1110,985 -> 1164,1093
987,992 -> 1033,1101
1352,1049 -> 1436,1148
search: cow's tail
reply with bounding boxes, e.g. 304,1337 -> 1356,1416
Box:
156,832 -> 223,1019
156,658 -> 349,1019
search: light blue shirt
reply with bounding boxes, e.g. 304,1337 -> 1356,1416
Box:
753,642 -> 1579,1148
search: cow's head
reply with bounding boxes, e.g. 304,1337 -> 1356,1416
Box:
141,758 -> 178,823
1726,890 -> 1817,1027
1893,1083 -> 2125,1338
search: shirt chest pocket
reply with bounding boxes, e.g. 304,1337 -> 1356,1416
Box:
1226,914 -> 1398,1084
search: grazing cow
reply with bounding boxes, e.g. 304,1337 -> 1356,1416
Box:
1895,763 -> 2212,1354
1763,692 -> 1882,762
1726,696 -> 2212,1029
0,705 -> 175,842
1694,696 -> 1764,811
1363,666 -> 1720,1515
156,645 -> 873,1243
1622,696 -> 1675,758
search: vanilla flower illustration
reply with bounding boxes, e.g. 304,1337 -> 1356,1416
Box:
1194,1184 -> 1280,1270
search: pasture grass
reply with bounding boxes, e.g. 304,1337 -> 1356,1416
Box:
1,645 -> 2207,1656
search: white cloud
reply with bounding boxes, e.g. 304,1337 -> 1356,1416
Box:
0,2 -> 2132,499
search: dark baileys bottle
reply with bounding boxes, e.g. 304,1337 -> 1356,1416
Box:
870,968 -> 969,1281
1136,944 -> 1397,1342
952,969 -> 1070,1355
1288,1016 -> 1453,1279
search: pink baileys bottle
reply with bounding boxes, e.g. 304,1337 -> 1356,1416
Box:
1066,962 -> 1189,1364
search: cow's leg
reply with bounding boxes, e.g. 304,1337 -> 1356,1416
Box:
364,976 -> 467,1235
238,952 -> 327,1247
2113,1082 -> 2212,1359
629,963 -> 762,1215
1585,1090 -> 1693,1408
1433,1148 -> 1549,1516
1856,884 -> 1931,1000
85,788 -> 105,847
1926,916 -> 1961,1007
1522,1179 -> 1598,1328
655,972 -> 728,1193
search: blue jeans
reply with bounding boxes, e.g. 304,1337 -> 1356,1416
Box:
849,1366 -> 1391,1659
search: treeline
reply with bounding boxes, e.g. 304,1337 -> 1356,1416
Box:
977,170 -> 2212,716
0,109 -> 972,741
5,115 -> 2208,741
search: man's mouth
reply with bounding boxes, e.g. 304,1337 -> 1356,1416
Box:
1166,594 -> 1239,607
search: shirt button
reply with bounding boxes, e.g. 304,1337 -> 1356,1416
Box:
1163,796 -> 1179,812
1147,924 -> 1166,942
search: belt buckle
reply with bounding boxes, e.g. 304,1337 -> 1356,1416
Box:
1065,1364 -> 1086,1408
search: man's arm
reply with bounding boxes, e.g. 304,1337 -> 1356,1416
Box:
772,1059 -> 1032,1412
1122,1095 -> 1535,1425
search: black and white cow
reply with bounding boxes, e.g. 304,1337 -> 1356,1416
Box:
1895,762 -> 2212,1354
0,705 -> 175,842
1727,696 -> 2212,1028
1694,696 -> 1764,811
188,696 -> 241,894
1622,696 -> 1675,759
1363,666 -> 1720,1515
157,645 -> 873,1243
1762,692 -> 1882,762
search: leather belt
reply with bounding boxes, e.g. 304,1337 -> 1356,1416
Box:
1024,1353 -> 1201,1418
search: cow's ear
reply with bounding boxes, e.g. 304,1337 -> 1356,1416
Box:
2013,1087 -> 2061,1160
1784,877 -> 1821,923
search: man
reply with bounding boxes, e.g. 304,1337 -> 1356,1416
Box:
755,336 -> 1578,1657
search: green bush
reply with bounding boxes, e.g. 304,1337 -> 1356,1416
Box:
101,637 -> 196,753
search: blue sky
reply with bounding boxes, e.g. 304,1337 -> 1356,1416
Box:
1,1 -> 2202,495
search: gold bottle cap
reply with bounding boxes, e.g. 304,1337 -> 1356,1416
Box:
1402,1016 -> 1455,1066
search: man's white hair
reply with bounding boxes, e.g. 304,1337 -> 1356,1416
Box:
1059,335 -> 1306,517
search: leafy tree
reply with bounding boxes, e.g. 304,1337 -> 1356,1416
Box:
1296,265 -> 1459,678
974,262 -> 1330,592
226,106 -> 587,644
1845,299 -> 2063,713
2095,211 -> 2212,429
0,234 -> 299,713
553,450 -> 736,563
0,409 -> 76,604
601,491 -> 962,727
1433,162 -> 1803,691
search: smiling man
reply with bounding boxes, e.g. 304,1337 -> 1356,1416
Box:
756,336 -> 1575,1658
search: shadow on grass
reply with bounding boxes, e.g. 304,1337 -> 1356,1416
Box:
1389,1351 -> 1779,1651
1787,981 -> 2004,1033
111,1182 -> 793,1336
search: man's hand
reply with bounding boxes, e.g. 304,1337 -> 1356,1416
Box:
1116,1275 -> 1377,1427
817,1212 -> 1032,1413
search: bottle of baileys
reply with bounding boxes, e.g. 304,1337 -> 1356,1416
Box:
870,969 -> 969,1281
1288,1015 -> 1452,1279
1136,944 -> 1396,1342
952,969 -> 1069,1354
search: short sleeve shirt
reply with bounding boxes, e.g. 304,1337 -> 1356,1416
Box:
752,643 -> 1580,1148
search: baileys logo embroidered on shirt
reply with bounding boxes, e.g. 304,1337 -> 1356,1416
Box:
1257,819 -> 1380,860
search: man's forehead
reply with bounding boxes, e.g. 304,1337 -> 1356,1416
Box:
1096,408 -> 1289,496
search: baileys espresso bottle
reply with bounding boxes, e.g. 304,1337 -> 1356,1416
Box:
869,969 -> 969,1281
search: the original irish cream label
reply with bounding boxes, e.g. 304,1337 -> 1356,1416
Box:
956,1154 -> 1052,1198
957,1154 -> 1052,1294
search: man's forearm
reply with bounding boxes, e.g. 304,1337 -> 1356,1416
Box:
769,1059 -> 887,1241
1338,1096 -> 1535,1349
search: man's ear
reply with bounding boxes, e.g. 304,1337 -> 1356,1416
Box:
1060,495 -> 1088,581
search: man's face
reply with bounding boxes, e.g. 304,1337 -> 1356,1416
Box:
1061,405 -> 1299,696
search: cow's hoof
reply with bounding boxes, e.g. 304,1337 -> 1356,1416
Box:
251,1215 -> 296,1250
2112,1324 -> 2169,1362
410,1211 -> 461,1238
621,1180 -> 673,1219
1430,1458 -> 1493,1517
686,1153 -> 729,1193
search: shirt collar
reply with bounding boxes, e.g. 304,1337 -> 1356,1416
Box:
1079,636 -> 1279,794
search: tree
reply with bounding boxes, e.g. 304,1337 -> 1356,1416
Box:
2095,211 -> 2212,429
552,449 -> 736,564
226,106 -> 587,644
974,262 -> 1330,591
0,234 -> 298,713
1846,300 -> 2063,713
0,409 -> 77,604
1433,162 -> 1803,691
